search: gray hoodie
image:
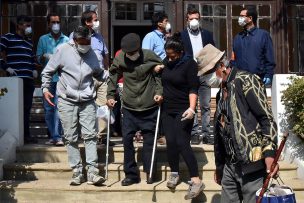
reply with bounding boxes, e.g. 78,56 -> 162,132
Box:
41,40 -> 102,103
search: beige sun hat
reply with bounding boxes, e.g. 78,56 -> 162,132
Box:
196,44 -> 225,76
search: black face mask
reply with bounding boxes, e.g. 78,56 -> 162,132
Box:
166,58 -> 180,68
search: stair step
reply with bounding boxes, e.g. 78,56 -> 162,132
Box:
3,161 -> 298,182
16,144 -> 215,164
1,179 -> 303,203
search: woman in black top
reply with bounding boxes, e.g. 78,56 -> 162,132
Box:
161,33 -> 204,199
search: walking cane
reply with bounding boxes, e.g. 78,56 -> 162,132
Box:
256,132 -> 289,203
148,106 -> 161,183
105,107 -> 111,180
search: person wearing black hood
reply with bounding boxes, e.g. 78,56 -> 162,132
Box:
161,32 -> 205,200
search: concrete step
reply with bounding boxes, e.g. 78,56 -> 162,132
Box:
0,179 -> 303,203
15,144 -> 215,164
3,161 -> 298,182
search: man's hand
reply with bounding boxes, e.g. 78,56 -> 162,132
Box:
6,67 -> 17,76
106,99 -> 117,108
265,156 -> 279,179
154,95 -> 163,104
33,70 -> 38,78
43,91 -> 55,107
181,108 -> 195,121
154,64 -> 164,73
214,170 -> 222,185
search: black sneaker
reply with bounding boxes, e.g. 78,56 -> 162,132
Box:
191,134 -> 201,145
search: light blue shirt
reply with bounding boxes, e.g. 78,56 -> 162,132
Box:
37,32 -> 69,82
69,31 -> 108,69
142,30 -> 166,60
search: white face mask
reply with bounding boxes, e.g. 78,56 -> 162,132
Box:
51,23 -> 60,34
189,19 -> 199,30
165,22 -> 171,33
238,17 -> 247,27
126,52 -> 140,61
204,71 -> 222,88
92,21 -> 100,31
25,27 -> 32,35
77,44 -> 91,54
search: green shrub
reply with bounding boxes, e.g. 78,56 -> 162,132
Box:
281,76 -> 304,141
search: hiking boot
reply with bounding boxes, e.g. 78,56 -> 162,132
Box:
184,180 -> 205,200
70,172 -> 85,186
87,170 -> 106,186
166,173 -> 180,189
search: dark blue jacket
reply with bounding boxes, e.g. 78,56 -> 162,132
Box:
232,27 -> 275,80
181,28 -> 215,57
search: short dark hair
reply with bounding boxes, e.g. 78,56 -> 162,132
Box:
17,15 -> 32,25
164,32 -> 184,54
81,10 -> 97,26
242,6 -> 257,25
47,13 -> 60,24
151,12 -> 168,29
186,6 -> 200,18
73,25 -> 91,40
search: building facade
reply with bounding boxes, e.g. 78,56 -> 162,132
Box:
1,0 -> 303,75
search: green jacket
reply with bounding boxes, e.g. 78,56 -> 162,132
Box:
107,49 -> 163,111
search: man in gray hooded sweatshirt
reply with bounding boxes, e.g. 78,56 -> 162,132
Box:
41,26 -> 104,186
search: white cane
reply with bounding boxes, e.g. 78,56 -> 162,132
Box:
105,107 -> 111,180
148,106 -> 161,182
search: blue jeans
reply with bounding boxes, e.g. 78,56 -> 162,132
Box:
192,80 -> 211,136
43,82 -> 62,141
57,98 -> 98,172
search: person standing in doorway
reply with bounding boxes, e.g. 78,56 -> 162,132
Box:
232,6 -> 275,86
37,13 -> 69,146
181,7 -> 215,145
0,15 -> 39,144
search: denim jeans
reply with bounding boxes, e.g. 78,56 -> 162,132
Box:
58,98 -> 98,172
191,81 -> 211,136
43,82 -> 62,141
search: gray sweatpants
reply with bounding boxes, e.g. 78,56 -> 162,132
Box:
220,163 -> 265,203
58,98 -> 98,173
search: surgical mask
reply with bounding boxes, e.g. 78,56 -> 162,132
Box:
51,23 -> 60,34
204,71 -> 222,88
92,21 -> 100,31
189,19 -> 199,31
238,17 -> 247,27
25,27 -> 32,35
77,44 -> 91,54
126,52 -> 140,61
165,22 -> 171,33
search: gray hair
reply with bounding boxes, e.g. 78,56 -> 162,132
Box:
73,26 -> 91,40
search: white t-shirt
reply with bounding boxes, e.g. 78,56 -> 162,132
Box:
189,31 -> 203,61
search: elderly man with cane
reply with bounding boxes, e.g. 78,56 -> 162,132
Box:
196,44 -> 279,203
107,33 -> 163,186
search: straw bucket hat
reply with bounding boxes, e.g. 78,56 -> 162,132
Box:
196,44 -> 225,76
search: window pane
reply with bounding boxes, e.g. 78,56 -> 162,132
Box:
67,17 -> 81,34
214,5 -> 226,16
33,4 -> 47,16
59,17 -> 68,36
214,18 -> 227,51
258,5 -> 270,16
186,4 -> 199,11
202,5 -> 213,17
259,18 -> 270,32
17,4 -> 31,16
232,18 -> 242,39
127,12 -> 136,20
115,3 -> 136,20
232,5 -> 243,16
299,6 -> 304,18
84,4 -> 98,13
8,4 -> 17,16
68,5 -> 82,16
52,5 -> 66,16
201,17 -> 213,32
1,17 -> 16,33
32,17 -> 47,51
143,3 -> 164,20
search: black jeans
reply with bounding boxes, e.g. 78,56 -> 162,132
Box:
23,78 -> 35,140
162,111 -> 199,177
122,107 -> 158,179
